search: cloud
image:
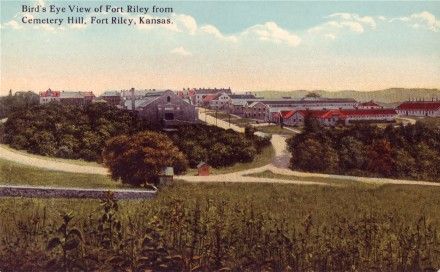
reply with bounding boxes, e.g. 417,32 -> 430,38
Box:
171,46 -> 192,56
36,0 -> 45,7
69,24 -> 88,30
324,33 -> 336,40
308,13 -> 377,40
135,14 -> 298,46
328,13 -> 376,29
391,11 -> 440,32
200,25 -> 238,42
174,14 -> 197,34
243,21 -> 301,47
4,20 -> 23,30
37,24 -> 56,32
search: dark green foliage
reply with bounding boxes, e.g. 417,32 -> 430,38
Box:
46,211 -> 84,271
0,91 -> 39,118
102,131 -> 188,186
4,103 -> 266,170
244,125 -> 272,153
3,103 -> 144,161
287,123 -> 440,181
166,124 -> 262,168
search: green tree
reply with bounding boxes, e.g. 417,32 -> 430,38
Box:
366,139 -> 393,177
303,114 -> 321,133
392,149 -> 417,179
338,136 -> 366,171
290,138 -> 338,172
102,131 -> 188,186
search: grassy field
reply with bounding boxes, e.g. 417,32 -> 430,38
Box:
205,110 -> 257,127
1,180 -> 439,270
255,125 -> 298,136
185,145 -> 275,175
0,145 -> 275,186
244,170 -> 378,187
0,158 -> 121,189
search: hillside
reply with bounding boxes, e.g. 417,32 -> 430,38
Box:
255,88 -> 440,103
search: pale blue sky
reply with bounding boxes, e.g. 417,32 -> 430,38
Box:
1,0 -> 439,94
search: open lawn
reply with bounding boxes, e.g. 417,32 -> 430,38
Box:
205,110 -> 256,127
0,158 -> 121,189
1,180 -> 439,270
255,125 -> 298,136
185,145 -> 275,175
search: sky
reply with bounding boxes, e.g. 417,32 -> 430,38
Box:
1,0 -> 439,95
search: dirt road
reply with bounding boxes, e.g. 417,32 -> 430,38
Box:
1,111 -> 438,187
0,144 -> 109,175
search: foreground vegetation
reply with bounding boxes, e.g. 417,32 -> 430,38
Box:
288,120 -> 440,182
1,181 -> 439,271
0,159 -> 119,189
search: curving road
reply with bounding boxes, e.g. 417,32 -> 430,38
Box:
0,144 -> 109,175
1,111 -> 439,187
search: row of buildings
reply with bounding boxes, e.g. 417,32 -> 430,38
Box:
38,88 -> 440,128
39,88 -> 199,127
190,89 -> 440,126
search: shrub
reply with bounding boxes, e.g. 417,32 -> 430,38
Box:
288,124 -> 440,181
3,103 -> 141,161
102,131 -> 188,186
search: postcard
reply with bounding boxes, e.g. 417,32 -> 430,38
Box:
1,0 -> 439,271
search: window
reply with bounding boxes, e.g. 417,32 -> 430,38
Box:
164,113 -> 174,120
167,96 -> 171,103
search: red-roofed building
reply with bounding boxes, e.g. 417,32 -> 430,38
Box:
39,88 -> 60,104
342,109 -> 397,124
202,93 -> 221,107
281,110 -> 345,126
280,108 -> 397,127
39,88 -> 95,106
396,101 -> 440,117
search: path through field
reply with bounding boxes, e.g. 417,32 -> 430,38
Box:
0,144 -> 108,175
1,111 -> 439,187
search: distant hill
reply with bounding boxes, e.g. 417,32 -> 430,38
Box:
255,88 -> 440,104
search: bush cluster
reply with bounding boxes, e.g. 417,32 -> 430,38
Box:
103,131 -> 188,186
3,103 -> 269,169
3,103 -> 143,161
0,91 -> 39,119
166,124 -> 267,168
288,121 -> 440,181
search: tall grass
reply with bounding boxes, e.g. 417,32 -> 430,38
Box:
0,182 -> 439,271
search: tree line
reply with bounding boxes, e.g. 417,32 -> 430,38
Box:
0,91 -> 39,118
3,103 -> 269,184
3,103 -> 143,161
288,118 -> 440,181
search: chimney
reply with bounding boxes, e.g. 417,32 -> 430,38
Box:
130,88 -> 135,110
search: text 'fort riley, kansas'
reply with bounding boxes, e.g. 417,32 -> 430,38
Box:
21,4 -> 173,26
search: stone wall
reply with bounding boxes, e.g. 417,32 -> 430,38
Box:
0,185 -> 156,200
